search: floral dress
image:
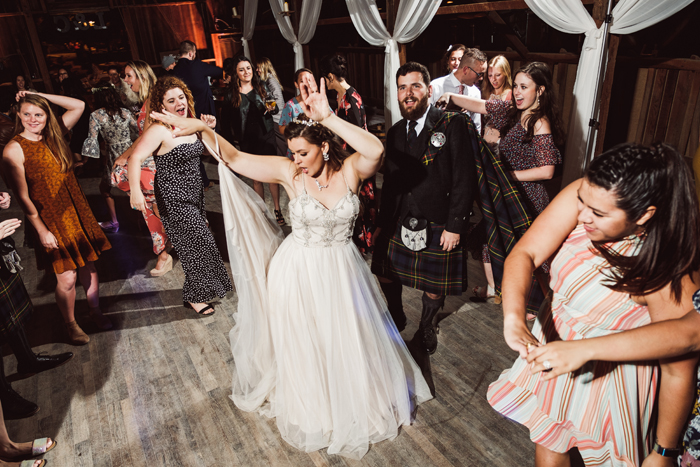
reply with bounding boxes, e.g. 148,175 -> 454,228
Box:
81,108 -> 138,185
479,99 -> 561,273
111,101 -> 169,255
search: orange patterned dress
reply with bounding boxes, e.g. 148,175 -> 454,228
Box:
13,135 -> 111,273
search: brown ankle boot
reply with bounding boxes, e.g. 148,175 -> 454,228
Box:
65,320 -> 90,345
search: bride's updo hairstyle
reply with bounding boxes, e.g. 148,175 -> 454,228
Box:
585,142 -> 700,302
285,113 -> 350,177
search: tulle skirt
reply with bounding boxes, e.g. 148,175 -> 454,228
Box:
218,158 -> 431,460
263,239 -> 431,458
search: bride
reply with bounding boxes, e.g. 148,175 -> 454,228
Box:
152,76 -> 432,459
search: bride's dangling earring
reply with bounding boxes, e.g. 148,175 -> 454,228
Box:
323,151 -> 329,161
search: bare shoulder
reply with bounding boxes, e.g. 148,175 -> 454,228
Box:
2,139 -> 24,164
644,272 -> 700,321
533,117 -> 551,135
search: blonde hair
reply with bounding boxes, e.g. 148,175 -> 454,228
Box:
125,60 -> 156,104
13,94 -> 73,173
482,55 -> 513,99
256,57 -> 280,84
148,76 -> 196,128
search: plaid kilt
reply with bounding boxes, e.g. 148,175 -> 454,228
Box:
0,270 -> 32,339
372,220 -> 467,296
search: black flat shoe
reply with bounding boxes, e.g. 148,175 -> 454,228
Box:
17,352 -> 74,376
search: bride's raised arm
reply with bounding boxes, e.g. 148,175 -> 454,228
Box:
296,76 -> 384,181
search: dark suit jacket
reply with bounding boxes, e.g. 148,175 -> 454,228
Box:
173,58 -> 223,117
377,105 -> 476,235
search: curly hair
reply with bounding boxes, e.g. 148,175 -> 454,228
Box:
586,142 -> 700,303
284,114 -> 350,179
13,94 -> 73,173
93,85 -> 124,118
147,76 -> 196,128
501,62 -> 565,147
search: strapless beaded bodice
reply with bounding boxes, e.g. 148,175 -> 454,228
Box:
288,184 -> 360,248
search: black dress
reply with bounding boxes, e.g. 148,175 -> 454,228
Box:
154,140 -> 232,303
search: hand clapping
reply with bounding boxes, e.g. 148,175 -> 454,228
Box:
297,75 -> 331,123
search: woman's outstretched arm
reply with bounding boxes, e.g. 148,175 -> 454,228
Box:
434,92 -> 487,115
527,303 -> 700,380
149,112 -> 293,186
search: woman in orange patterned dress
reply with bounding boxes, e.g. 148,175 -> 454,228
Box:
2,91 -> 112,345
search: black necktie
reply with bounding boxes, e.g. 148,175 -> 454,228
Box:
407,120 -> 418,148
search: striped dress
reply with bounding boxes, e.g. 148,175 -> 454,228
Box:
487,224 -> 657,467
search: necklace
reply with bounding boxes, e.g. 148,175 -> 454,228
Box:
315,179 -> 329,191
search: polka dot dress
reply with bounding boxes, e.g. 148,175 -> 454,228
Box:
154,139 -> 232,303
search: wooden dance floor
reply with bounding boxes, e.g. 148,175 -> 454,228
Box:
3,158 -> 534,466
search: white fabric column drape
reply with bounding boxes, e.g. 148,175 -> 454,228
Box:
346,0 -> 441,125
269,0 -> 323,71
525,0 -> 694,184
241,0 -> 258,59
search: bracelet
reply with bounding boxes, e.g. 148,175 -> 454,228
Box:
652,440 -> 681,457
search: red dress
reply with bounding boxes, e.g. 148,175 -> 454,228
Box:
14,135 -> 111,274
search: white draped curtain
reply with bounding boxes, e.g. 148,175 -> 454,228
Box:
241,0 -> 258,59
524,0 -> 695,184
346,0 -> 441,125
269,0 -> 323,71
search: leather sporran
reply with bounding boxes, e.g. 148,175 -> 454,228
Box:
400,216 -> 430,252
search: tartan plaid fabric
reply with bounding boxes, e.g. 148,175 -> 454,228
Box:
0,271 -> 32,338
465,116 -> 545,315
371,221 -> 468,296
421,111 -> 458,166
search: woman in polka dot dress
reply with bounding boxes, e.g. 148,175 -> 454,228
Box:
128,77 -> 232,315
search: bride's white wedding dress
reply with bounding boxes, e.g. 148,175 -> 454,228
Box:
218,162 -> 432,460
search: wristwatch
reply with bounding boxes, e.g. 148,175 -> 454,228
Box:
652,440 -> 681,457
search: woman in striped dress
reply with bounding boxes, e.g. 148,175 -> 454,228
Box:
488,143 -> 700,466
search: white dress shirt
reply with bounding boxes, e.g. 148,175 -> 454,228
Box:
429,72 -> 481,133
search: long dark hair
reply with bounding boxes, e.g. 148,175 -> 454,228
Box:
284,114 -> 349,179
586,142 -> 700,302
93,85 -> 124,118
501,62 -> 564,147
226,56 -> 267,107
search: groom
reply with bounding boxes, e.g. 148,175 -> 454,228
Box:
372,62 -> 477,356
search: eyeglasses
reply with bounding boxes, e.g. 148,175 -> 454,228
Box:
468,66 -> 484,80
59,72 -> 68,76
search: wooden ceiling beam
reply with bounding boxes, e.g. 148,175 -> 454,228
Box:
487,10 -> 528,59
436,0 -> 594,16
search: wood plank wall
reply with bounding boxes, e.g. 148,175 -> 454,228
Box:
627,63 -> 700,159
338,47 -> 388,108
